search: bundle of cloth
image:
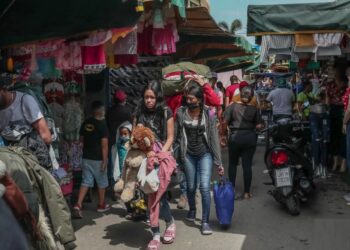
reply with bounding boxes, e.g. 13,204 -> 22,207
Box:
161,62 -> 221,116
0,146 -> 76,250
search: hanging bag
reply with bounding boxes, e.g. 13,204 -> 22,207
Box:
213,178 -> 235,226
137,158 -> 160,194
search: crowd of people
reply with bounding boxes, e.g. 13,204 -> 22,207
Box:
1,65 -> 350,250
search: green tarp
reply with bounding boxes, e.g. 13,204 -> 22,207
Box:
161,62 -> 212,96
247,0 -> 350,35
0,0 -> 142,47
208,55 -> 255,72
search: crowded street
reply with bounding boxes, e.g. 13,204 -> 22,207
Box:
1,1 -> 350,250
72,147 -> 350,250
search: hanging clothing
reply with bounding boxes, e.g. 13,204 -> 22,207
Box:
81,45 -> 106,73
260,35 -> 298,62
313,33 -> 343,60
44,81 -> 65,104
152,23 -> 179,55
63,99 -> 83,142
81,30 -> 112,47
49,102 -> 64,131
56,42 -> 82,70
114,29 -> 138,55
294,34 -> 316,53
138,25 -> 154,55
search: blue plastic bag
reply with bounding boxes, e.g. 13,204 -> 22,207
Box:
0,136 -> 5,147
213,178 -> 235,225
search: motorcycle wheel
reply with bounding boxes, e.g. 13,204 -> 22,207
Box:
285,195 -> 301,216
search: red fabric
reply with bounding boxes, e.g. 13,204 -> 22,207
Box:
166,84 -> 221,117
81,45 -> 106,67
327,81 -> 346,106
137,26 -> 154,55
0,175 -> 29,218
114,54 -> 138,65
343,87 -> 350,110
226,84 -> 240,99
239,81 -> 249,90
147,152 -> 176,228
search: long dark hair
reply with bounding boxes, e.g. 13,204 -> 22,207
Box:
185,81 -> 205,137
139,80 -> 165,116
217,81 -> 225,94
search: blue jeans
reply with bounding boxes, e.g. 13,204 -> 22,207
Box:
309,113 -> 329,167
184,153 -> 213,223
347,124 -> 350,174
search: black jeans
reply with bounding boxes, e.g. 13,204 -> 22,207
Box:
228,130 -> 257,193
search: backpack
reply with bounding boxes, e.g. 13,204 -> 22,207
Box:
10,82 -> 53,119
5,83 -> 59,169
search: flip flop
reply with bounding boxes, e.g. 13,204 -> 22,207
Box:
162,223 -> 176,244
147,240 -> 160,250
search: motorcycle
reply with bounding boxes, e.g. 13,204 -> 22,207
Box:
262,118 -> 315,215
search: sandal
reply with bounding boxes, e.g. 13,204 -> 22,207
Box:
244,193 -> 253,199
162,223 -> 176,244
147,240 -> 160,250
125,213 -> 133,220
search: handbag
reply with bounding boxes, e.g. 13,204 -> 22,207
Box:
137,158 -> 159,194
213,178 -> 235,226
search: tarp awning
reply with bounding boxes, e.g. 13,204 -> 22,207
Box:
208,56 -> 256,73
0,0 -> 142,47
247,0 -> 350,36
178,7 -> 232,36
176,7 -> 252,64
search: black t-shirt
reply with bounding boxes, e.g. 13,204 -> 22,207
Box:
135,107 -> 172,142
224,103 -> 262,131
80,117 -> 109,160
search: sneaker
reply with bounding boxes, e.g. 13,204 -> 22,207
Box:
177,195 -> 187,209
201,223 -> 213,235
97,203 -> 111,213
72,204 -> 83,219
185,210 -> 196,222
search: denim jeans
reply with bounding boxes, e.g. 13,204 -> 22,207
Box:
347,124 -> 350,174
184,153 -> 213,223
309,113 -> 329,167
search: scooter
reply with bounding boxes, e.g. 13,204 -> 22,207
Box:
262,118 -> 315,215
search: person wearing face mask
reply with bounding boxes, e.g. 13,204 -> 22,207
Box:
222,86 -> 264,200
175,81 -> 224,235
113,122 -> 132,182
73,101 -> 110,219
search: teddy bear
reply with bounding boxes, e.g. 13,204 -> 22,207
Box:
114,126 -> 155,203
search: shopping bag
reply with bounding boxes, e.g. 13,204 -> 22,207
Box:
213,178 -> 235,226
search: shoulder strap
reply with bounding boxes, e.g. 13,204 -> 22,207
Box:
163,107 -> 168,142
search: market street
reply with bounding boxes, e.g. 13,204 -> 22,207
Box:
72,146 -> 350,250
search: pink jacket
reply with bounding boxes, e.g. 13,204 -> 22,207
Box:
147,151 -> 176,227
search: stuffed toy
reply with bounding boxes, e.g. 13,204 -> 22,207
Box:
114,126 -> 155,202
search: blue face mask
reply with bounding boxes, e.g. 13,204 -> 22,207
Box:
119,136 -> 130,143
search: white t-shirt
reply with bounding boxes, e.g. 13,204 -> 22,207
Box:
0,92 -> 44,131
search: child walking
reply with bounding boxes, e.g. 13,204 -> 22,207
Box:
73,101 -> 110,218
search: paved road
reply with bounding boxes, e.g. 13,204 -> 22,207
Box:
72,146 -> 350,250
